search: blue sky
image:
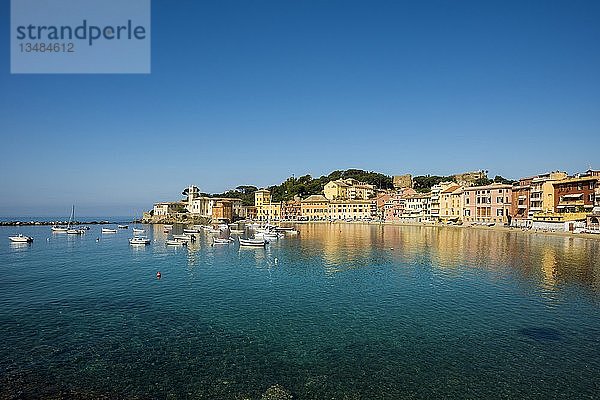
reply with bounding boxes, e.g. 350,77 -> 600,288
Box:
1,0 -> 599,216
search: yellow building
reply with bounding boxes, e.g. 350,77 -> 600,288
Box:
300,195 -> 329,220
529,171 -> 567,215
254,189 -> 281,221
328,200 -> 375,221
324,178 -> 375,201
439,185 -> 463,222
430,181 -> 458,221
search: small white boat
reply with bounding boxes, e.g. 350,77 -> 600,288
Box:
172,234 -> 194,242
133,228 -> 145,234
117,225 -> 129,229
166,239 -> 187,246
213,237 -> 233,245
230,229 -> 244,234
67,228 -> 85,235
102,228 -> 118,234
183,228 -> 199,233
239,238 -> 267,247
51,226 -> 68,233
164,224 -> 173,228
206,228 -> 220,234
9,234 -> 33,243
255,232 -> 282,240
129,236 -> 150,245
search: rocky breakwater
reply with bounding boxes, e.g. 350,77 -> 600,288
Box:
0,220 -> 113,226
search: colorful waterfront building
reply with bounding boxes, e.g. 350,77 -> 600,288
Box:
152,202 -> 185,217
211,200 -> 233,223
300,195 -> 329,221
281,197 -> 302,221
586,185 -> 600,232
183,185 -> 244,221
328,199 -> 375,221
439,184 -> 463,223
324,178 -> 375,201
553,174 -> 597,214
528,171 -> 568,216
430,182 -> 458,221
254,189 -> 281,221
399,192 -> 431,223
462,183 -> 512,225
243,206 -> 257,221
510,177 -> 533,228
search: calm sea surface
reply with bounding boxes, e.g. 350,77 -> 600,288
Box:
1,223 -> 599,399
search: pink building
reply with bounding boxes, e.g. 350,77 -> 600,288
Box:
463,183 -> 513,225
379,188 -> 416,221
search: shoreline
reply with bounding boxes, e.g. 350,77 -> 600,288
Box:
287,219 -> 600,241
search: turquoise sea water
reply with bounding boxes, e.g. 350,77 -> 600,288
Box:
1,223 -> 599,399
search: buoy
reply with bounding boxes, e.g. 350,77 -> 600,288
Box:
156,271 -> 161,279
96,237 -> 100,242
274,257 -> 278,265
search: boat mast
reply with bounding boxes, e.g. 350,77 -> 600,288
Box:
68,205 -> 74,229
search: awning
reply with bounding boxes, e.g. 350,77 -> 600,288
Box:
562,194 -> 583,199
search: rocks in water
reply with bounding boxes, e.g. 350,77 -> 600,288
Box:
261,384 -> 293,400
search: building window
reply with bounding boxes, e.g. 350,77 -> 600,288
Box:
590,194 -> 595,202
497,209 -> 503,216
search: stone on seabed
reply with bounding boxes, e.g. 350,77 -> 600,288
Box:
261,384 -> 293,400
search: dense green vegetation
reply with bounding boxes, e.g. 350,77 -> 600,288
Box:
267,169 -> 393,202
210,169 -> 394,204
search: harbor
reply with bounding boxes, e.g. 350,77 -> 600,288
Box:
2,222 -> 600,399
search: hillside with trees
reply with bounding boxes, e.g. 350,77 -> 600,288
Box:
210,169 -> 394,204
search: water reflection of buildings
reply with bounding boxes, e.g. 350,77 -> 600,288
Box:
296,223 -> 600,294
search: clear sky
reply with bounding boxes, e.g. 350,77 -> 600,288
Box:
1,0 -> 599,216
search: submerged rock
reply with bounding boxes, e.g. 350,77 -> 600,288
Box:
261,384 -> 293,400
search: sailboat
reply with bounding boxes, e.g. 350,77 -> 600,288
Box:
132,210 -> 145,234
66,205 -> 85,235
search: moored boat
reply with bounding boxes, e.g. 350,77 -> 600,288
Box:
51,226 -> 68,233
255,232 -> 282,240
183,228 -> 200,234
133,228 -> 145,234
129,236 -> 150,245
117,225 -> 129,229
67,228 -> 85,235
9,234 -> 33,243
239,238 -> 267,247
102,228 -> 118,234
213,237 -> 233,245
172,234 -> 195,242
